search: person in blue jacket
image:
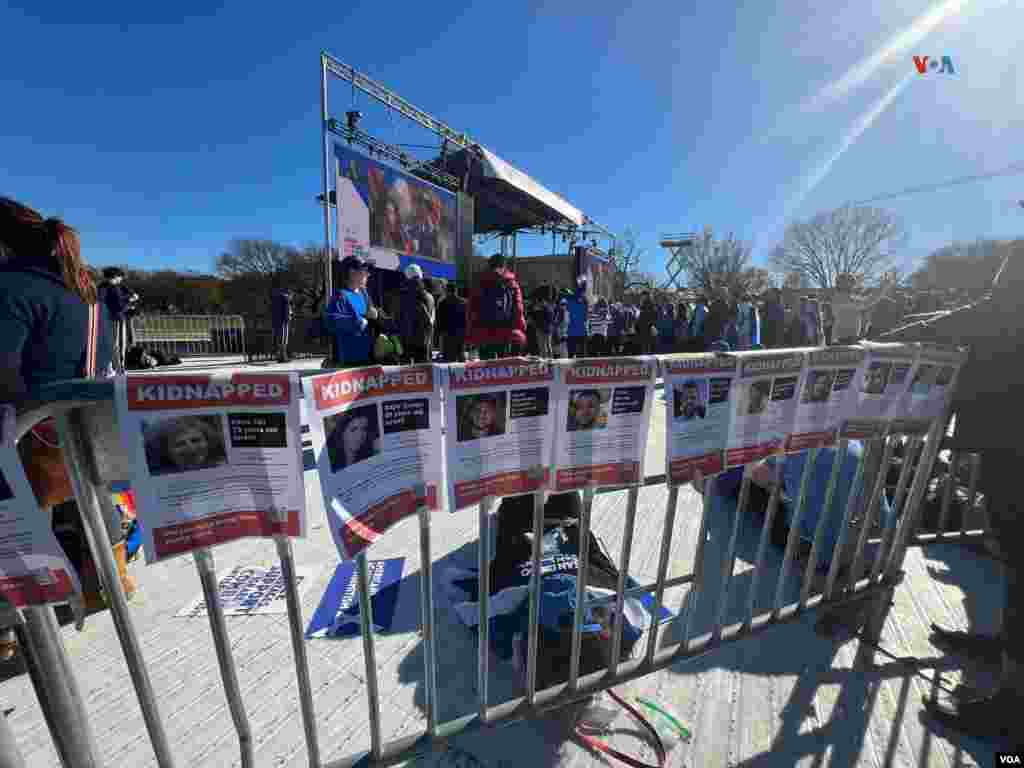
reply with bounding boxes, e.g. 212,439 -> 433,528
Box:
706,441 -> 894,573
565,282 -> 589,358
325,255 -> 377,367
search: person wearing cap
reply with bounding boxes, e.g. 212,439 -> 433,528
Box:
325,255 -> 378,367
398,263 -> 435,364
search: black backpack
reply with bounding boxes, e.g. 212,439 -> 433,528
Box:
478,278 -> 516,329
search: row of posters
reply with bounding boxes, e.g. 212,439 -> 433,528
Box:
0,343 -> 963,610
665,343 -> 964,484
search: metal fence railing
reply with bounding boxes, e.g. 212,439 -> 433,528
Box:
129,315 -> 247,358
5,349 -> 989,768
244,317 -> 330,363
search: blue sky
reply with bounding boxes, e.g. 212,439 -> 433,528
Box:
2,0 -> 1021,279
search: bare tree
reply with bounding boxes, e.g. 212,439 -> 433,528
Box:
216,239 -> 328,319
610,229 -> 644,274
769,205 -> 906,289
215,239 -> 298,283
665,228 -> 753,297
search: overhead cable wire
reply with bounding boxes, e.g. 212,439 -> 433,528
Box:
848,161 -> 1024,206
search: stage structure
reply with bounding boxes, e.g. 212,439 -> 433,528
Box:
659,230 -> 702,291
318,51 -> 617,296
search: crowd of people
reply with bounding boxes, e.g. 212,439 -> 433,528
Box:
318,253 -> 934,369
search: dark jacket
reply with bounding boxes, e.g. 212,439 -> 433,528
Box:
703,300 -> 731,347
271,290 -> 292,327
0,263 -> 115,392
882,252 -> 1023,451
466,268 -> 527,348
438,295 -> 467,337
637,301 -> 658,339
98,281 -> 130,323
398,280 -> 435,351
760,300 -> 786,348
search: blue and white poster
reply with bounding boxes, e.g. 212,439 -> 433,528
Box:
305,557 -> 405,638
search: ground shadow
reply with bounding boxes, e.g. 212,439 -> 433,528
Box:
654,490 -> 1006,767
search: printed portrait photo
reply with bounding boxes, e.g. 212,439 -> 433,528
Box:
673,380 -> 707,421
567,389 -> 610,431
456,393 -> 508,442
862,362 -> 892,395
325,403 -> 382,473
745,381 -> 772,416
0,468 -> 12,502
802,370 -> 836,404
143,414 -> 229,476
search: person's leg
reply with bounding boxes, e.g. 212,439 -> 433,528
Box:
925,448 -> 1024,741
282,318 -> 291,360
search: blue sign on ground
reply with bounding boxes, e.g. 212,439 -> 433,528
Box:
305,557 -> 405,638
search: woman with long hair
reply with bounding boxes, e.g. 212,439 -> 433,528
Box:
0,197 -> 124,660
327,406 -> 380,471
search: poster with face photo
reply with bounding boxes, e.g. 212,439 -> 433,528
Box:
664,354 -> 736,485
116,373 -> 306,564
843,343 -> 919,439
891,346 -> 965,436
305,365 -> 444,559
791,346 -> 865,450
552,357 -> 657,491
0,406 -> 82,607
444,359 -> 555,510
725,351 -> 806,467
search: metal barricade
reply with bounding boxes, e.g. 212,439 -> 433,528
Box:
129,315 -> 246,358
3,350 -> 991,768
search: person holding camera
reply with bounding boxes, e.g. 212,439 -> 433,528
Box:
98,266 -> 137,372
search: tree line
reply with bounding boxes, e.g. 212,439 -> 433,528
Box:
97,209 -> 1019,322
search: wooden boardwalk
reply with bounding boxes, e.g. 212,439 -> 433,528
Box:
0,373 -> 1009,767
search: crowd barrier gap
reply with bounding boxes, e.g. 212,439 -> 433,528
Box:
4,345 -> 988,768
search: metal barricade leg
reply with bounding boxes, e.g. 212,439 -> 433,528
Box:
355,553 -> 383,761
416,506 -> 439,737
18,606 -> 101,768
57,412 -> 176,768
272,527 -> 321,768
569,487 -> 596,689
524,492 -> 545,707
0,704 -> 27,768
477,499 -> 492,718
644,485 -> 679,664
193,549 -> 254,768
607,487 -> 638,678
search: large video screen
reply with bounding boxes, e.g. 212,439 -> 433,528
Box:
334,144 -> 457,265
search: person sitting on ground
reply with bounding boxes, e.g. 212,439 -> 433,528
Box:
694,441 -> 894,577
444,491 -> 653,693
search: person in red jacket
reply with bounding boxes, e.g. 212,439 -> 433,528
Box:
466,254 -> 527,359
